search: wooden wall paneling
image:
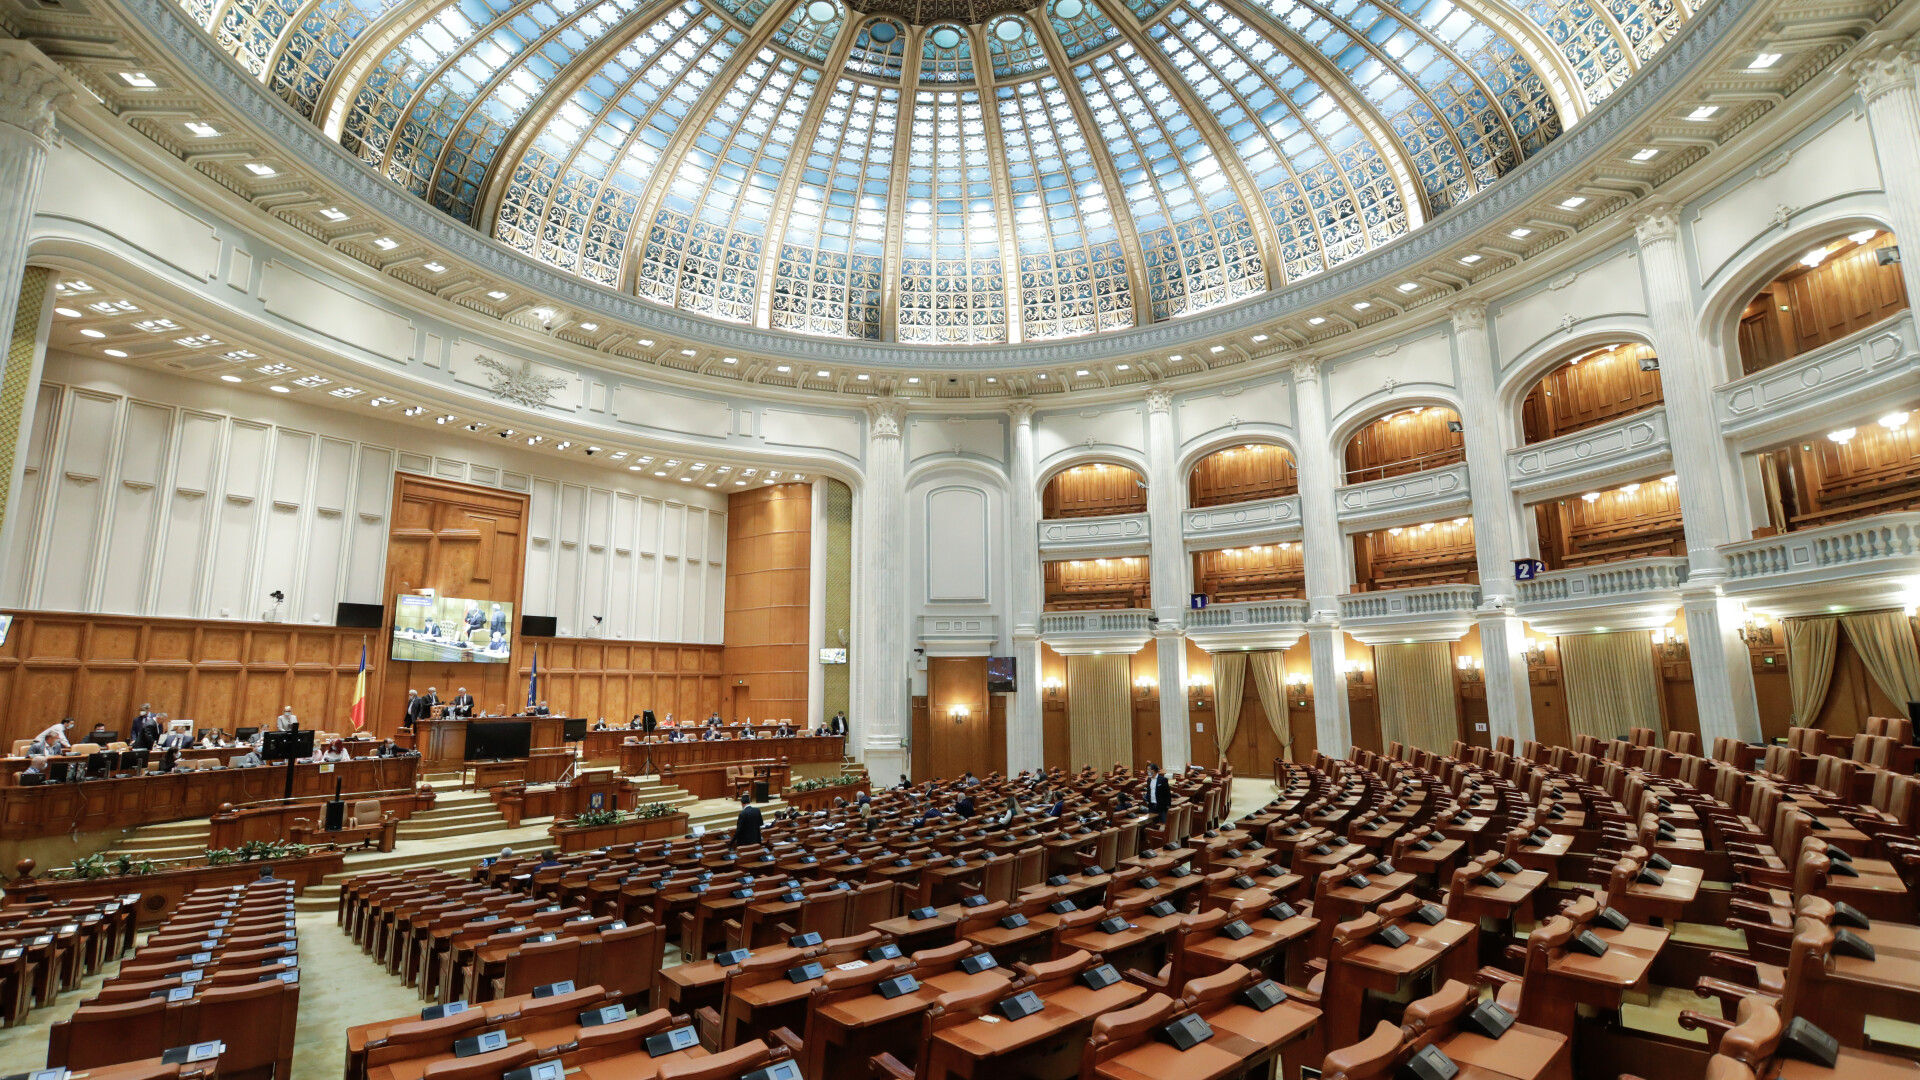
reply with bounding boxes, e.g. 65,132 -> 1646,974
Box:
910,697 -> 931,781
1188,444 -> 1298,508
1184,641 -> 1217,768
1519,343 -> 1664,444
1040,644 -> 1069,772
1042,463 -> 1148,519
513,638 -> 722,725
1043,556 -> 1151,611
1786,414 -> 1920,526
928,656 -> 991,781
1192,543 -> 1305,603
1534,479 -> 1685,569
1739,232 -> 1908,374
1129,642 -> 1158,773
1343,408 -> 1464,483
1347,637 -> 1381,755
719,488 -> 810,723
1354,520 -> 1477,590
988,695 -> 1007,777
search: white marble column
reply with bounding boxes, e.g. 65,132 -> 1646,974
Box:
857,401 -> 911,781
1007,402 -> 1045,775
1450,302 -> 1535,747
1290,358 -> 1353,755
0,45 -> 68,370
1854,44 -> 1920,318
1634,206 -> 1763,744
1145,389 -> 1192,769
805,479 -> 829,727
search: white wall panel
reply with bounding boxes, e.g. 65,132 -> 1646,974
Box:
17,355 -> 725,645
925,487 -> 989,602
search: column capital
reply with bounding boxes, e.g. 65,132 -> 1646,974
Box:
1145,389 -> 1173,414
1632,203 -> 1684,247
1448,300 -> 1487,333
1007,400 -> 1036,425
1852,44 -> 1919,104
0,44 -> 70,144
1288,354 -> 1323,383
868,400 -> 905,439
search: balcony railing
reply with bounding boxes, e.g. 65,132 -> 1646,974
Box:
1514,557 -> 1688,636
1506,408 -> 1670,498
1343,446 -> 1466,485
1184,599 -> 1310,650
1037,608 -> 1156,654
1334,462 -> 1471,527
1716,313 -> 1918,443
1335,583 -> 1481,644
1719,513 -> 1920,614
1038,512 -> 1152,558
1181,493 -> 1303,549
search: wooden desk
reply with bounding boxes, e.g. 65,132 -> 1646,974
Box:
208,790 -> 431,849
660,761 -> 792,801
415,715 -> 565,769
922,977 -> 1147,1080
619,736 -> 844,775
0,757 -> 420,841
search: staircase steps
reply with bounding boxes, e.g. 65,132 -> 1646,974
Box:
108,819 -> 213,862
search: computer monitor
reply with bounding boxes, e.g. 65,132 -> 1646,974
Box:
91,730 -> 119,744
262,730 -> 314,763
234,726 -> 260,743
47,762 -> 72,783
563,717 -> 588,742
83,753 -> 108,779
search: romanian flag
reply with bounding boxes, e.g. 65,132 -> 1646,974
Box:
350,642 -> 368,730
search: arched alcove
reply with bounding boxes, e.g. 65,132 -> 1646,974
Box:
1519,341 -> 1663,445
1343,406 -> 1464,484
1041,462 -> 1147,518
1187,443 -> 1298,508
1737,228 -> 1906,375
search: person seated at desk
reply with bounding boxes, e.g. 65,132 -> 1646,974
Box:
534,849 -> 561,870
1047,791 -> 1067,817
665,728 -> 686,742
156,721 -> 194,751
593,718 -> 609,730
34,718 -> 74,755
894,774 -> 911,791
773,721 -> 793,737
529,700 -> 551,716
83,722 -> 112,744
704,713 -> 723,728
956,792 -> 975,818
314,739 -> 351,763
232,746 -> 263,768
18,756 -> 48,784
701,727 -> 725,741
738,726 -> 756,740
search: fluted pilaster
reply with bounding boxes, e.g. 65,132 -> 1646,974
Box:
1290,357 -> 1352,755
1145,388 -> 1191,769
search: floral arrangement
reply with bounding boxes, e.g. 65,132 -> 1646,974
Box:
787,773 -> 865,794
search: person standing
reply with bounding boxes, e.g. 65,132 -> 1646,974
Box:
728,792 -> 763,849
1145,762 -> 1172,826
829,711 -> 847,736
129,707 -> 161,750
450,688 -> 475,718
275,706 -> 299,732
405,689 -> 431,728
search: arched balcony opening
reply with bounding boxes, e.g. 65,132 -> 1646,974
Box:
1343,406 -> 1465,484
1187,443 -> 1298,508
1351,517 -> 1476,592
1519,342 -> 1663,445
1192,542 -> 1303,603
1753,404 -> 1920,534
1042,462 -> 1147,519
1738,228 -> 1906,376
1530,473 -> 1684,569
1043,557 -> 1150,611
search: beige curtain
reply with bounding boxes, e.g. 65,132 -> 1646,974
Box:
1841,609 -> 1920,708
1375,642 -> 1457,754
1561,630 -> 1662,741
1210,652 -> 1247,762
1247,651 -> 1292,761
1784,616 -> 1838,728
1066,654 -> 1132,771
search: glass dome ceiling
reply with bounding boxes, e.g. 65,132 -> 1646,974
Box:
198,0 -> 1692,343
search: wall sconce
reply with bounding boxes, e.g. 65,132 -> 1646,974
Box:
1651,626 -> 1690,659
948,704 -> 970,724
1285,670 -> 1313,703
1524,637 -> 1553,666
1454,654 -> 1484,683
1134,675 -> 1157,700
1342,660 -> 1372,689
1737,612 -> 1775,647
1185,674 -> 1209,709
1042,676 -> 1063,701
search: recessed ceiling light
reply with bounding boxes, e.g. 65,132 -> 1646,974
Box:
423,261 -> 446,273
986,377 -> 996,383
735,480 -> 747,485
103,349 -> 127,357
1749,52 -> 1781,69
1560,196 -> 1586,209
79,328 -> 105,338
1168,354 -> 1182,361
1308,317 -> 1325,325
776,365 -> 790,373
1352,301 -> 1371,311
637,339 -> 653,347
1209,345 -> 1224,354
706,482 -> 717,487
220,374 -> 242,383
1116,364 -> 1129,371
763,477 -> 775,484
243,162 -> 276,177
486,290 -> 508,300
1075,369 -> 1089,376
1632,147 -> 1660,161
1037,373 -> 1047,379
1397,281 -> 1419,292
269,385 -> 290,393
857,373 -> 869,380
681,348 -> 696,356
579,322 -> 598,331
1687,105 -> 1719,121
120,72 -> 158,87
654,470 -> 667,476
629,464 -> 642,471
680,476 -> 693,482
1850,228 -> 1880,244
184,121 -> 219,138
721,356 -> 735,364
907,376 -> 920,383
320,207 -> 349,221
1459,254 -> 1482,264
54,307 -> 79,318
1250,334 -> 1267,342
373,237 -> 398,250
1509,227 -> 1532,238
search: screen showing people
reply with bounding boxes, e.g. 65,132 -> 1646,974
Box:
391,594 -> 512,664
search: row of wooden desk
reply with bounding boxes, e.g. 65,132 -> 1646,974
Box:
617,734 -> 843,775
0,757 -> 420,841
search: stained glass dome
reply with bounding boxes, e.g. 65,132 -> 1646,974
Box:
200,0 -> 1692,343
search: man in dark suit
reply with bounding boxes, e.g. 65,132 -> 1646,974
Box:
828,711 -> 847,736
956,792 -> 975,818
728,792 -> 762,849
450,688 -> 475,718
528,700 -> 550,716
130,706 -> 161,751
1145,762 -> 1172,826
405,690 -> 431,728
